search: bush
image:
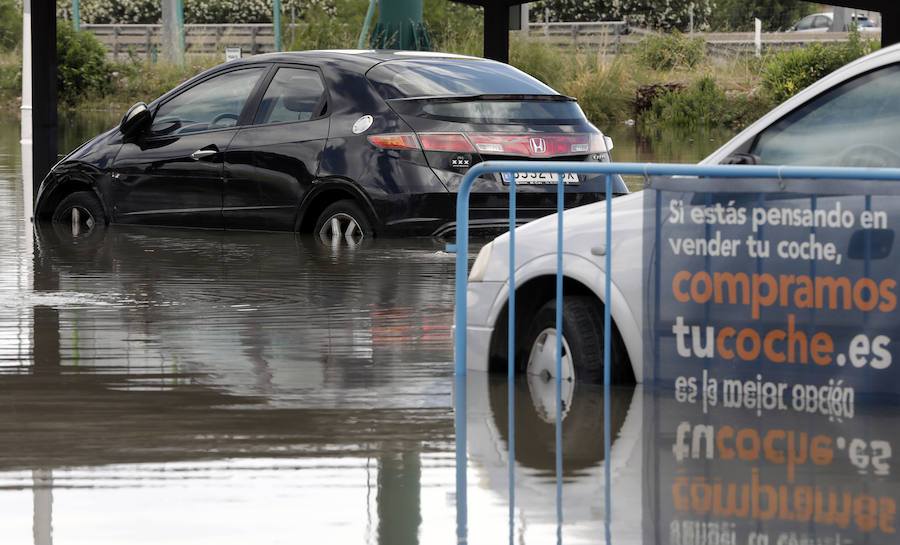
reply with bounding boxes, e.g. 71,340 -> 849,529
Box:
56,0 -> 319,24
0,61 -> 19,94
0,0 -> 20,52
532,0 -> 714,32
288,0 -> 364,50
424,0 -> 482,56
762,31 -> 877,103
634,33 -> 705,71
561,57 -> 633,125
57,23 -> 113,105
639,76 -> 771,129
108,58 -> 217,105
509,36 -> 567,89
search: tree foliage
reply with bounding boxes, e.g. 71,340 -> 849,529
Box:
55,0 -> 322,24
0,0 -> 21,51
531,0 -> 713,31
56,23 -> 112,104
531,0 -> 815,31
708,0 -> 817,31
762,30 -> 877,103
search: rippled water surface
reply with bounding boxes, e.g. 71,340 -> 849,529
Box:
2,111 -> 898,545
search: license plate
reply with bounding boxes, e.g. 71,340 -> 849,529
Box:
501,172 -> 579,185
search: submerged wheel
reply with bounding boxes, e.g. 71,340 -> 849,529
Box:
520,296 -> 626,385
51,191 -> 106,237
314,200 -> 373,246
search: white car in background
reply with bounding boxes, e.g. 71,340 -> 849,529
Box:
464,42 -> 900,384
789,11 -> 880,32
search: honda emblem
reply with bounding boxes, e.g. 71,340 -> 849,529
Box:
529,137 -> 547,155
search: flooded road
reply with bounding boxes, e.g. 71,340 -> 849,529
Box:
1,112 -> 898,544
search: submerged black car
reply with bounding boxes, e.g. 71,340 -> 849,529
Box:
36,50 -> 626,241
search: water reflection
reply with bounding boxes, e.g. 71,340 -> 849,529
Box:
1,110 -> 898,545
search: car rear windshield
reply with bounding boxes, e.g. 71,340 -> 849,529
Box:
367,59 -> 557,99
368,60 -> 585,123
391,99 -> 585,124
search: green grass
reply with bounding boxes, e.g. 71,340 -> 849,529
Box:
104,56 -> 220,109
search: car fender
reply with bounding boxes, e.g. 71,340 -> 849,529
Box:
482,252 -> 644,382
294,177 -> 381,231
34,164 -> 111,221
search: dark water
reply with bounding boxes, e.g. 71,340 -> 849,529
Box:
1,112 -> 898,544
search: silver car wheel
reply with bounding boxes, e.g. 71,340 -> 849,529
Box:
65,206 -> 96,236
525,327 -> 575,423
318,212 -> 364,246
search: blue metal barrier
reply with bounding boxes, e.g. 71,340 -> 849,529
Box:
455,161 -> 900,377
452,160 -> 900,542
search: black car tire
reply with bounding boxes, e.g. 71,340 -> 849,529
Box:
520,296 -> 627,384
51,191 -> 106,235
314,200 -> 373,244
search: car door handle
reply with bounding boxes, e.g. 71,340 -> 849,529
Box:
191,148 -> 218,160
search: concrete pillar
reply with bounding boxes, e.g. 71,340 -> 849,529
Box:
883,5 -> 900,47
20,0 -> 32,222
483,3 -> 509,62
162,0 -> 185,65
831,6 -> 851,32
29,0 -> 57,202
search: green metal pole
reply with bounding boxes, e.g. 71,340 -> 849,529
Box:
274,0 -> 282,52
72,0 -> 80,31
371,0 -> 431,50
358,0 -> 377,49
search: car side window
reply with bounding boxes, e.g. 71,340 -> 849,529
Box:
751,64 -> 900,167
151,67 -> 265,136
812,15 -> 829,29
795,15 -> 813,30
253,67 -> 326,125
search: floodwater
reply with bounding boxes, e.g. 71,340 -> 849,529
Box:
1,111 -> 898,545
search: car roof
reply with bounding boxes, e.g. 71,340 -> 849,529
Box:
226,49 -> 487,70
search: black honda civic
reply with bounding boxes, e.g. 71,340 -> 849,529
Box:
35,50 -> 627,242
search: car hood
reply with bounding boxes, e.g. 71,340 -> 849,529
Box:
479,191 -> 646,282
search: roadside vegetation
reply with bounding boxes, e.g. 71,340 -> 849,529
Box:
0,0 -> 882,132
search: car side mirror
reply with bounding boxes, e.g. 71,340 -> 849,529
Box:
120,102 -> 151,139
721,153 -> 761,165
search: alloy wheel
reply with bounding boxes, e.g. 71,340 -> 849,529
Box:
318,212 -> 364,246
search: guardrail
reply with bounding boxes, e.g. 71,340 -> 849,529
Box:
451,160 -> 900,541
80,22 -> 878,60
82,23 -> 277,59
525,23 -> 877,54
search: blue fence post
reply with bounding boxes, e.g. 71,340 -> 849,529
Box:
507,175 -> 516,544
555,171 -> 565,540
604,173 -> 613,541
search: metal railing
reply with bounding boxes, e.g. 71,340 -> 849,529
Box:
451,160 -> 900,543
82,23 -> 278,59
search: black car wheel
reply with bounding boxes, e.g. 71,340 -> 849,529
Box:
314,200 -> 373,246
51,191 -> 106,237
521,296 -> 628,385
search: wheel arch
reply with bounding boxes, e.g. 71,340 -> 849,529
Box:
485,256 -> 641,383
295,178 -> 379,234
35,174 -> 107,222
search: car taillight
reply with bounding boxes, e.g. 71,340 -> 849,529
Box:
367,134 -> 420,150
368,132 -> 609,156
467,134 -> 604,157
418,133 -> 474,152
